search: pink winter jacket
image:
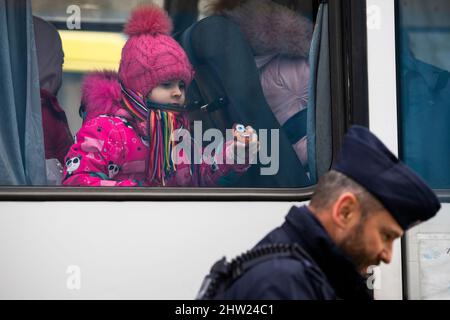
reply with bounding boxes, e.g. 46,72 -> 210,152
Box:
62,71 -> 249,187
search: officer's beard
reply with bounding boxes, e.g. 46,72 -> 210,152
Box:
338,220 -> 379,276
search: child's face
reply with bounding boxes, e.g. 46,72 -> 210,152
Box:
148,80 -> 186,107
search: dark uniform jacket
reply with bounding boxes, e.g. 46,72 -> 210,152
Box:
221,206 -> 373,300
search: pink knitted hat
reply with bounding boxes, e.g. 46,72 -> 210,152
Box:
119,5 -> 194,96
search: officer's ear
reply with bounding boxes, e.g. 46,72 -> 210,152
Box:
331,192 -> 360,229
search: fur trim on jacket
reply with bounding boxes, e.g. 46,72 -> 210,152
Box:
223,0 -> 313,58
81,70 -> 131,122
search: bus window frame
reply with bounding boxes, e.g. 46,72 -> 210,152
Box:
51,21 -> 124,32
0,0 -> 369,201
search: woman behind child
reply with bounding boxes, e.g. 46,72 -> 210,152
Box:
62,5 -> 257,187
210,0 -> 312,171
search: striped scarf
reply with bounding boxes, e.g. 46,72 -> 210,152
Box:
120,82 -> 188,185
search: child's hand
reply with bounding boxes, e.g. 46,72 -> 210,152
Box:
226,124 -> 259,164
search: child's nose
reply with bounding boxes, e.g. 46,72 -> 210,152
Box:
172,86 -> 182,97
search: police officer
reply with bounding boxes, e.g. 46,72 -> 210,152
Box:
198,125 -> 441,300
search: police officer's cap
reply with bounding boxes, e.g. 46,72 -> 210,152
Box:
332,125 -> 441,230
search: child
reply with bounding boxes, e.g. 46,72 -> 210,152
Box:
62,5 -> 258,187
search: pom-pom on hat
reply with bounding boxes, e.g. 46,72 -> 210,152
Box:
119,5 -> 194,96
332,125 -> 441,230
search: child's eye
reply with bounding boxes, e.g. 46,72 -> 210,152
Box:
161,82 -> 172,88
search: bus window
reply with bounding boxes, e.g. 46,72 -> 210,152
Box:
31,0 -> 322,189
1,0 -> 368,195
397,0 -> 450,189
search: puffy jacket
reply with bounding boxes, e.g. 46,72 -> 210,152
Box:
257,55 -> 309,167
